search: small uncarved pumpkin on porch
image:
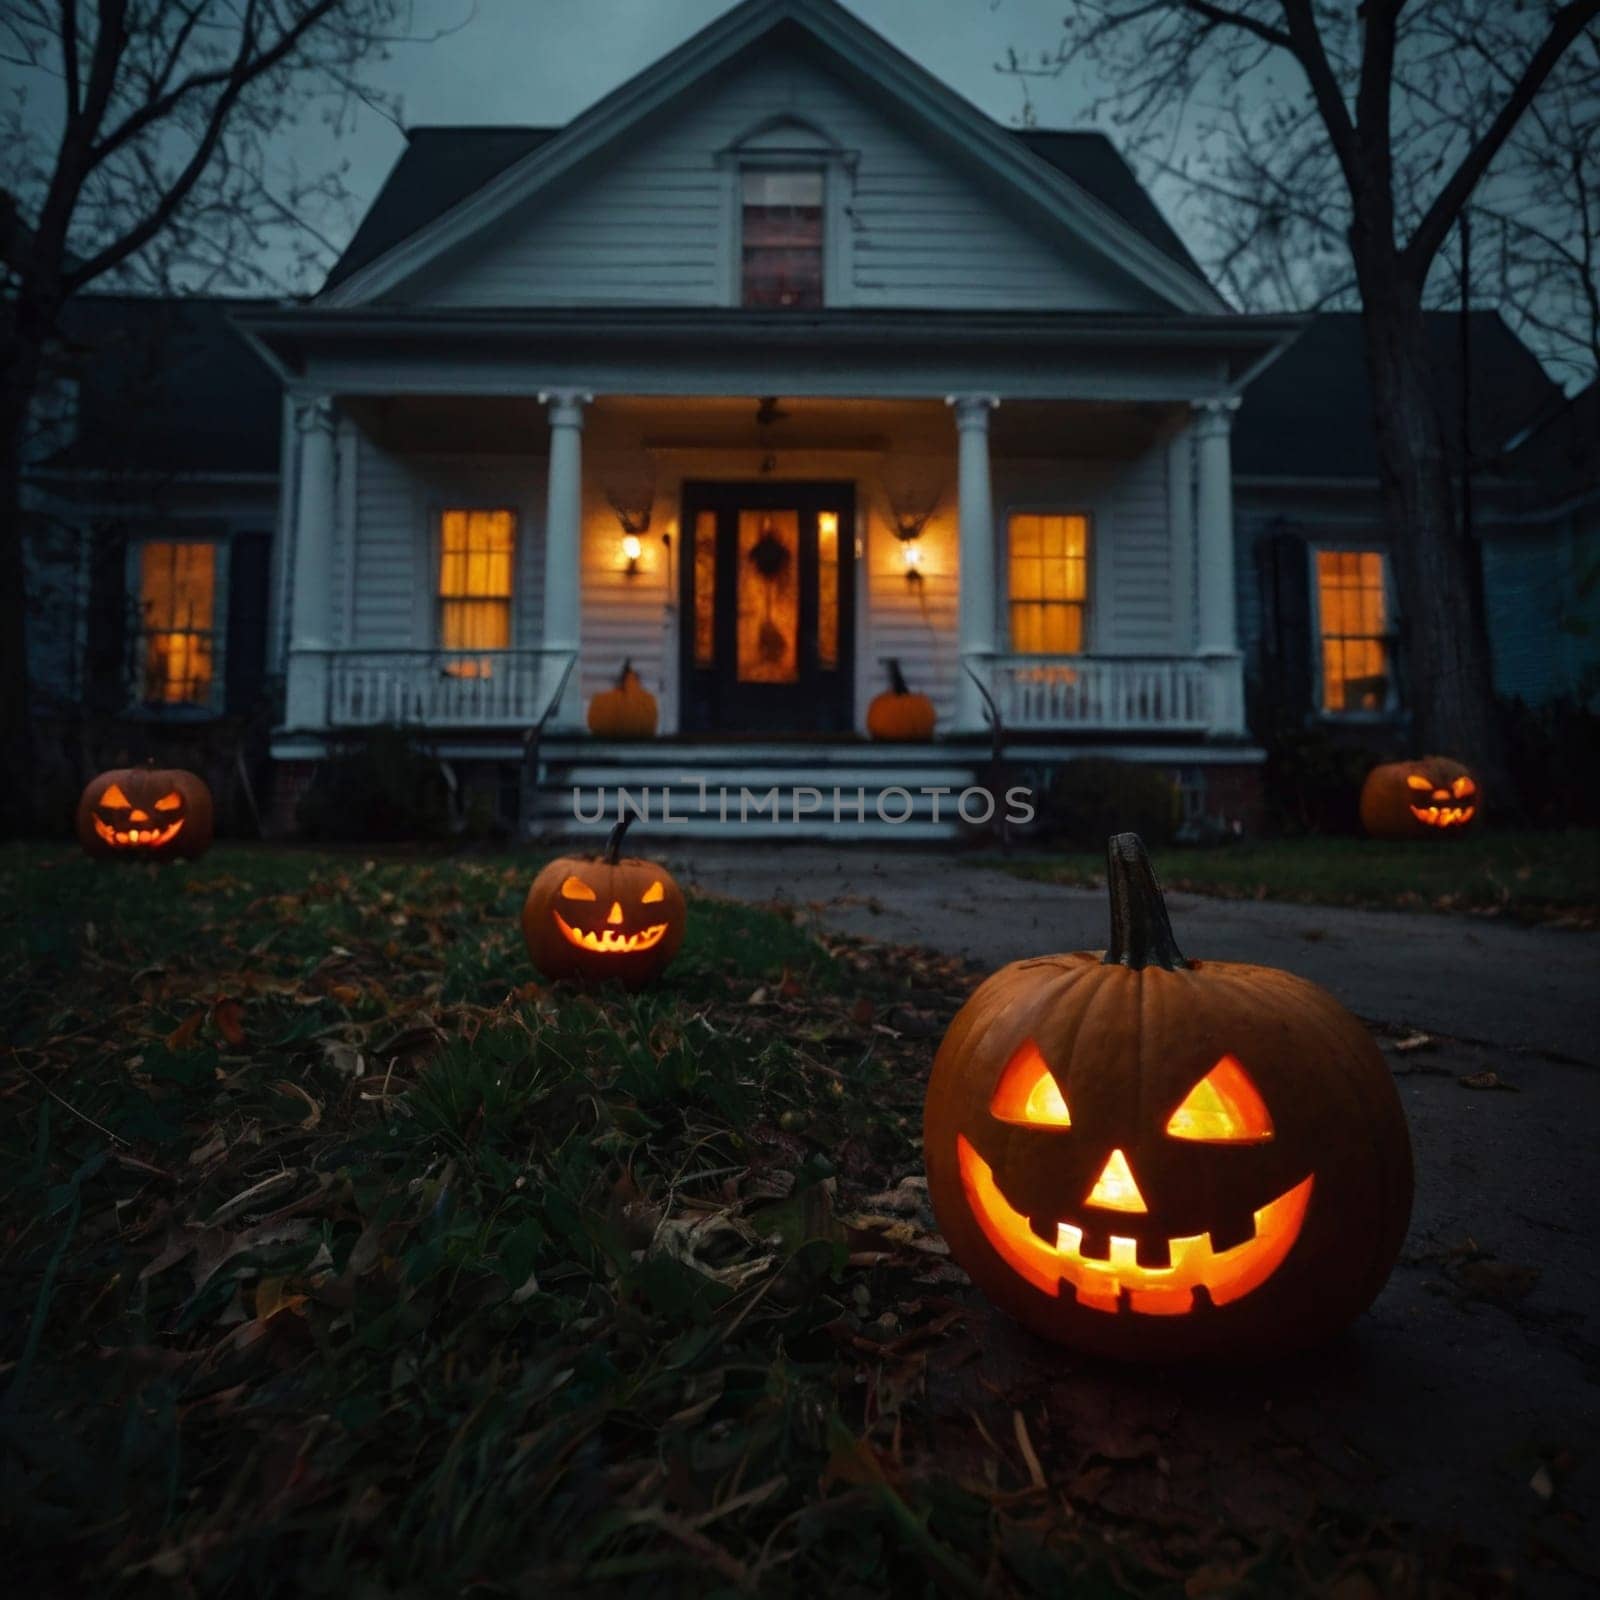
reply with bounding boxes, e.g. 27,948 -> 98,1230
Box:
923,833 -> 1413,1361
866,659 -> 937,742
522,815 -> 686,988
76,763 -> 214,862
587,660 -> 658,738
1360,756 -> 1480,838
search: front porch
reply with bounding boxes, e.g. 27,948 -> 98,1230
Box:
247,349 -> 1271,755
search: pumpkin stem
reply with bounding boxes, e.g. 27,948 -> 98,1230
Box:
1103,833 -> 1187,971
604,812 -> 633,864
887,658 -> 911,695
617,658 -> 633,687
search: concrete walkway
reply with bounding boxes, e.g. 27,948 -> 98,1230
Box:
669,844 -> 1600,1590
671,845 -> 1600,1064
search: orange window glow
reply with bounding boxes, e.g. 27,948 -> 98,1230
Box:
139,541 -> 216,705
1009,513 -> 1089,654
439,509 -> 514,675
1317,549 -> 1390,713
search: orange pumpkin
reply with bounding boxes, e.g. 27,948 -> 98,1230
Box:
866,659 -> 936,741
587,660 -> 658,738
924,833 -> 1412,1360
1360,756 -> 1479,838
521,816 -> 685,988
75,764 -> 214,862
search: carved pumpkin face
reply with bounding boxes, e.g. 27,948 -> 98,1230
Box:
925,835 -> 1413,1360
75,765 -> 214,862
521,818 -> 685,988
1360,757 -> 1479,839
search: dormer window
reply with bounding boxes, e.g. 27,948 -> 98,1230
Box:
741,170 -> 824,308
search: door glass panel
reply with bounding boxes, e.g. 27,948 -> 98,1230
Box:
817,510 -> 839,670
693,509 -> 717,667
737,509 -> 799,683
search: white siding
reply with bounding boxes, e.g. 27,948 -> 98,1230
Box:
406,48 -> 1162,313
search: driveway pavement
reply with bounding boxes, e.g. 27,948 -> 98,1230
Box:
668,844 -> 1600,1591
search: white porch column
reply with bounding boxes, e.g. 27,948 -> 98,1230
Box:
283,393 -> 337,732
539,388 -> 592,729
948,393 -> 1000,733
1193,396 -> 1245,736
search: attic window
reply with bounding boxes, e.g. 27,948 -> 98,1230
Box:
741,170 -> 823,309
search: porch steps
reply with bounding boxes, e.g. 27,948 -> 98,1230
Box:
530,740 -> 985,842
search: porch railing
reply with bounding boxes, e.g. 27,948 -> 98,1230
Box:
983,654 -> 1213,733
323,649 -> 574,728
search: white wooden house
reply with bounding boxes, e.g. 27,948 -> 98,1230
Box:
233,0 -> 1297,836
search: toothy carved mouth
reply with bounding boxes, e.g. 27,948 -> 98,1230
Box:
1409,804 -> 1475,828
553,910 -> 668,955
94,817 -> 184,849
956,1136 -> 1312,1316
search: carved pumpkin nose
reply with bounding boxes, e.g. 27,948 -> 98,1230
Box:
129,808 -> 150,822
607,901 -> 624,925
1432,789 -> 1450,802
1085,1148 -> 1148,1213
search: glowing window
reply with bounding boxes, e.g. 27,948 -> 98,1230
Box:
439,510 -> 514,676
741,170 -> 823,309
817,510 -> 840,671
693,509 -> 717,668
138,541 -> 216,706
1317,549 -> 1391,714
1008,513 -> 1089,654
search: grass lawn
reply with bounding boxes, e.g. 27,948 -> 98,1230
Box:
0,843 -> 1512,1594
998,828 -> 1600,926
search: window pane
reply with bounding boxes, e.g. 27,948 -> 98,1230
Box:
1317,548 -> 1390,714
737,509 -> 799,683
742,168 -> 823,309
139,541 -> 216,705
439,510 -> 514,670
693,509 -> 716,667
1008,514 -> 1091,654
817,509 -> 839,671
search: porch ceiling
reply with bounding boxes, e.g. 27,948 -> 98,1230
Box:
345,393 -> 1175,458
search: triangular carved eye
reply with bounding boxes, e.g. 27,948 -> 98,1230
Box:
154,791 -> 183,811
989,1039 -> 1071,1128
640,880 -> 665,904
560,876 -> 597,901
1405,774 -> 1433,791
100,783 -> 131,808
1166,1055 -> 1273,1142
1452,775 -> 1476,798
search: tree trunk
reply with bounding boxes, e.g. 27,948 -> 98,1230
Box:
1358,280 -> 1506,789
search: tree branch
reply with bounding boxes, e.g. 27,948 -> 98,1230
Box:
1402,0 -> 1600,278
1274,0 -> 1361,192
59,0 -> 80,121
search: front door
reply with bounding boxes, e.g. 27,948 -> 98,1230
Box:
679,481 -> 855,734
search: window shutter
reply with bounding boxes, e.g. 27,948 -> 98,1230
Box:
225,532 -> 273,715
85,522 -> 129,714
1255,529 -> 1313,724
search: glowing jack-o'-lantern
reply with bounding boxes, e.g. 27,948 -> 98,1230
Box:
75,764 -> 214,862
924,833 -> 1412,1360
1360,756 -> 1479,838
521,815 -> 685,988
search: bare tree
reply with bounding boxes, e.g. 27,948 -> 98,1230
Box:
1002,0 -> 1600,780
0,0 -> 449,832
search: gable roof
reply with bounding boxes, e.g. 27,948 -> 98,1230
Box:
35,296 -> 280,477
317,0 -> 1223,313
1233,311 -> 1564,481
1502,380 -> 1600,497
324,122 -> 1204,296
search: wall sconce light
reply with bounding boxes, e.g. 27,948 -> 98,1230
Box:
621,533 -> 643,577
901,538 -> 924,584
